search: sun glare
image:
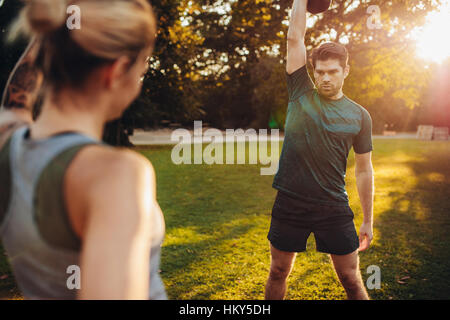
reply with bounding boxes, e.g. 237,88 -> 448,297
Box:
413,2 -> 450,64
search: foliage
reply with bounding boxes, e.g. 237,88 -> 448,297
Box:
130,0 -> 443,132
1,0 -> 446,144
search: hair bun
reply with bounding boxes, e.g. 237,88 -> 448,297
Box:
25,0 -> 67,34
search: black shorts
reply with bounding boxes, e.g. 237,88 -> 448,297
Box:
267,191 -> 359,255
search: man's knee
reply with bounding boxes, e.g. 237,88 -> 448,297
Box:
269,264 -> 292,281
339,270 -> 362,291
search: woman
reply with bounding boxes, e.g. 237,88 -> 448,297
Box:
0,0 -> 166,300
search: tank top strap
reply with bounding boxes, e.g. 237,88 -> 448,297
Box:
1,126 -> 105,238
9,126 -> 102,187
34,142 -> 103,250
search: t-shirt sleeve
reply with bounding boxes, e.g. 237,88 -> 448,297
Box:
286,65 -> 315,101
353,108 -> 373,154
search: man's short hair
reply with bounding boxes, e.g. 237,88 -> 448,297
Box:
310,42 -> 349,69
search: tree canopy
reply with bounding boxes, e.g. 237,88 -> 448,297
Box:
1,0 -> 447,145
131,0 -> 445,134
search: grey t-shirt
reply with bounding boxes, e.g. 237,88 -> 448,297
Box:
273,65 -> 373,205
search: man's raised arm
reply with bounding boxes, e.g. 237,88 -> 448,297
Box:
286,0 -> 308,74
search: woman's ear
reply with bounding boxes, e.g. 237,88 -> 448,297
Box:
103,56 -> 132,89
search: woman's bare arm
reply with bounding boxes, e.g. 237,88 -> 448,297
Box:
74,149 -> 156,299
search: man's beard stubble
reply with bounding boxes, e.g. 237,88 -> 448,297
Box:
317,82 -> 340,98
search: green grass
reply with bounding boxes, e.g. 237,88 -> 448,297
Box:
1,139 -> 449,299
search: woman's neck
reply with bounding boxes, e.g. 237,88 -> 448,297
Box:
30,91 -> 107,141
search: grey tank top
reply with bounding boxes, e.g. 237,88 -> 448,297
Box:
0,126 -> 166,299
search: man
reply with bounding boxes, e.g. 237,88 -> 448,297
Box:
265,0 -> 374,300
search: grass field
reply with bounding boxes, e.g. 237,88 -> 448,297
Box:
1,139 -> 449,300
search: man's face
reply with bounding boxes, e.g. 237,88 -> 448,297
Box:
313,59 -> 349,99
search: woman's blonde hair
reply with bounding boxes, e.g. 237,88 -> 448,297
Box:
10,0 -> 157,89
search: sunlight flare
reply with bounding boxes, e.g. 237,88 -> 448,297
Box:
413,2 -> 450,64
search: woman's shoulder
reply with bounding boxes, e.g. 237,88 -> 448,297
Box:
70,143 -> 153,177
66,144 -> 155,198
64,143 -> 156,236
78,144 -> 153,172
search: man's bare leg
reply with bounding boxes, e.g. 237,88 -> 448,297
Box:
265,244 -> 297,300
330,250 -> 369,300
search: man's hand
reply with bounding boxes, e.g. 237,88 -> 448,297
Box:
358,222 -> 373,251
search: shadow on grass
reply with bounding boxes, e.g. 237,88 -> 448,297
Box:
368,150 -> 450,299
161,221 -> 255,299
147,146 -> 276,299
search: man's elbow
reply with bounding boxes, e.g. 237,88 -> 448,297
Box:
287,32 -> 304,44
355,166 -> 374,177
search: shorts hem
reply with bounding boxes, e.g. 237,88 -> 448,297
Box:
316,246 -> 359,256
267,236 -> 306,253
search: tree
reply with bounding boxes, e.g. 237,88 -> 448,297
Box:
161,0 -> 442,131
2,0 -> 446,141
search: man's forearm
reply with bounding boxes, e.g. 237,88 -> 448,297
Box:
1,38 -> 43,115
287,0 -> 308,42
355,170 -> 374,224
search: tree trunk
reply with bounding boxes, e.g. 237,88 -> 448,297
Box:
102,119 -> 134,147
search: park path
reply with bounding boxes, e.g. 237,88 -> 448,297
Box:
130,129 -> 418,146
